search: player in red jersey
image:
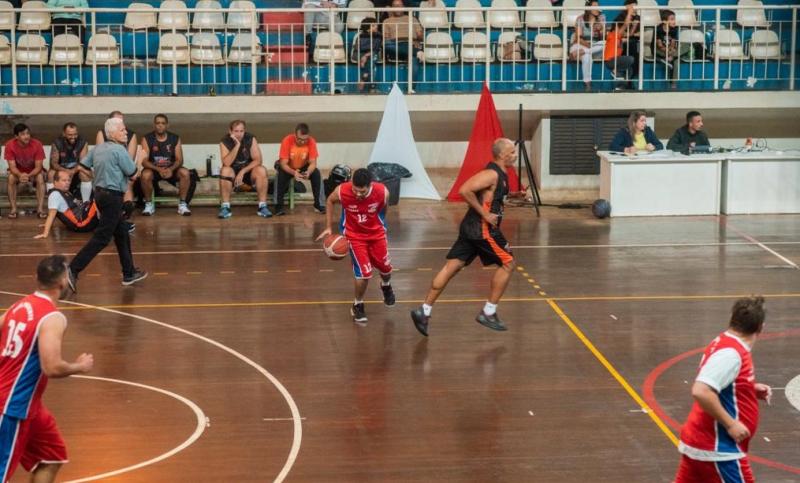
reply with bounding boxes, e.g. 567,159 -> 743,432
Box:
316,168 -> 395,324
675,296 -> 772,483
0,255 -> 94,483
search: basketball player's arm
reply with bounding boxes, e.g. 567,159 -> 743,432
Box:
171,139 -> 185,174
38,313 -> 93,378
242,138 -> 263,175
459,169 -> 499,226
95,130 -> 104,146
691,381 -> 750,442
50,143 -> 64,172
219,142 -> 236,168
315,186 -> 341,240
126,133 -> 138,161
34,209 -> 58,239
139,138 -> 157,171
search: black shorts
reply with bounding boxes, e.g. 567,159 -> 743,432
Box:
446,232 -> 514,267
223,165 -> 254,188
151,169 -> 180,186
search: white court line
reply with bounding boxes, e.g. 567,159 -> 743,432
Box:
65,375 -> 207,483
727,225 -> 799,269
0,290 -> 302,483
786,375 -> 800,413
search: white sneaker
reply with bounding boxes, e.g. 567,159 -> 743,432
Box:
177,202 -> 191,216
142,202 -> 155,216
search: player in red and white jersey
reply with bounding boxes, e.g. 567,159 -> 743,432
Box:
675,296 -> 772,483
316,168 -> 395,324
0,255 -> 94,483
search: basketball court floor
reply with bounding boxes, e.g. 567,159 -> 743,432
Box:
1,202 -> 798,482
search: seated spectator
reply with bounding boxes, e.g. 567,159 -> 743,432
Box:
139,114 -> 192,217
46,0 -> 88,36
303,0 -> 345,35
614,0 -> 640,78
655,10 -> 691,89
609,110 -> 663,154
97,111 -> 139,216
48,122 -> 91,201
4,123 -> 46,219
667,110 -> 710,153
274,123 -> 326,216
383,0 -> 424,65
604,15 -> 635,90
218,120 -> 271,219
569,0 -> 606,92
354,17 -> 382,93
35,170 -> 99,238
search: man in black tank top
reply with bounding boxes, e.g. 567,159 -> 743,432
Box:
217,119 -> 271,219
48,122 -> 92,201
139,114 -> 192,216
97,111 -> 140,215
411,138 -> 517,336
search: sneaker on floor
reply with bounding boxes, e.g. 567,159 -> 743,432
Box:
122,268 -> 148,286
257,205 -> 273,218
142,202 -> 155,216
124,221 -> 136,234
381,284 -> 396,307
351,303 -> 367,324
476,311 -> 508,332
273,206 -> 287,216
218,205 -> 232,219
410,307 -> 429,337
313,204 -> 326,214
66,267 -> 77,294
177,202 -> 192,216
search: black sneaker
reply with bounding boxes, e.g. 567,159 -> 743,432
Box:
410,306 -> 429,337
273,206 -> 287,216
124,221 -> 136,234
381,284 -> 395,307
476,311 -> 508,331
351,303 -> 367,324
122,268 -> 148,286
66,267 -> 77,294
313,204 -> 326,214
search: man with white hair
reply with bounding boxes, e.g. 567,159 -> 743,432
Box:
67,117 -> 147,292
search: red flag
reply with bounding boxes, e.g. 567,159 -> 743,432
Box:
447,83 -> 521,201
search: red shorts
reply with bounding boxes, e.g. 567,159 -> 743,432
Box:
675,454 -> 754,483
0,406 -> 68,480
348,237 -> 392,279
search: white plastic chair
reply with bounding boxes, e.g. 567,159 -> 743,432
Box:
489,0 -> 522,29
418,1 -> 449,30
714,29 -> 746,60
460,30 -> 492,62
421,31 -> 457,63
124,3 -> 157,30
86,33 -> 120,65
636,0 -> 661,28
313,31 -> 346,63
453,0 -> 484,29
190,31 -> 224,64
748,29 -> 781,60
49,33 -> 82,65
497,31 -> 529,61
226,0 -> 256,31
192,0 -> 225,31
15,33 -> 48,65
561,0 -> 585,27
0,1 -> 15,31
18,0 -> 51,32
737,0 -> 769,28
642,28 -> 655,61
525,0 -> 557,29
226,32 -> 261,63
158,0 -> 190,31
346,0 -> 376,30
0,35 -> 10,64
533,32 -> 562,60
668,0 -> 699,27
157,32 -> 190,64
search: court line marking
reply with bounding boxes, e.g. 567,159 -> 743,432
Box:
725,223 -> 798,269
0,290 -> 302,483
65,375 -> 207,483
786,375 -> 800,414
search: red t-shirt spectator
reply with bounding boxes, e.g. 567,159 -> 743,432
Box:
4,138 -> 45,174
279,134 -> 319,170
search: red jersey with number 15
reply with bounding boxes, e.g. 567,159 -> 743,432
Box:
0,292 -> 61,419
339,181 -> 388,241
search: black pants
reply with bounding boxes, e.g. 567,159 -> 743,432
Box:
275,166 -> 323,208
70,187 -> 135,278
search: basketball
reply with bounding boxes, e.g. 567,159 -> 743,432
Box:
323,234 -> 349,260
592,199 -> 611,219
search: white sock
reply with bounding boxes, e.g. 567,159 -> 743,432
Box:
422,303 -> 432,316
222,202 -> 230,208
483,302 -> 497,316
258,201 -> 266,208
46,183 -> 54,191
354,299 -> 363,305
80,182 -> 92,201
380,280 -> 391,287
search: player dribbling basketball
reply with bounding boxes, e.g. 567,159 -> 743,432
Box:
316,168 -> 396,324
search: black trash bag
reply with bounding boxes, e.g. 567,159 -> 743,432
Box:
367,162 -> 412,181
324,164 -> 352,198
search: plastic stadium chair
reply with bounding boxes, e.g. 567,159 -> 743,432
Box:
460,30 -> 493,62
345,0 -> 375,30
668,0 -> 698,28
736,0 -> 769,28
18,0 -> 51,32
125,3 -> 157,30
636,0 -> 661,28
642,28 -> 655,61
453,0 -> 485,29
748,30 -> 781,60
50,33 -> 83,65
489,0 -> 522,29
158,0 -> 190,31
0,1 -> 15,31
227,0 -> 256,31
192,0 -> 225,31
421,31 -> 457,63
714,29 -> 747,60
0,35 -> 10,64
15,33 -> 48,65
157,32 -> 190,64
677,28 -> 706,61
190,31 -> 224,64
533,32 -> 563,60
86,33 -> 120,65
418,1 -> 449,30
525,0 -> 558,29
226,32 -> 261,63
497,31 -> 531,61
561,0 -> 585,27
313,31 -> 346,63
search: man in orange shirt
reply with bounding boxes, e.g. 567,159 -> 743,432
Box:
274,123 -> 325,215
603,14 -> 635,91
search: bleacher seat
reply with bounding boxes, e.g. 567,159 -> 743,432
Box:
227,0 -> 256,31
345,0 -> 375,30
422,31 -> 457,63
0,1 -> 14,31
737,0 -> 769,28
525,0 -> 558,29
86,33 -> 120,65
488,0 -> 522,29
497,31 -> 528,61
15,33 -> 48,65
637,0 -> 661,27
749,29 -> 781,60
642,28 -> 655,60
313,31 -> 346,63
668,0 -> 699,27
418,1 -> 449,30
226,32 -> 261,63
0,35 -> 10,64
124,3 -> 157,30
190,31 -> 224,64
533,32 -> 562,60
192,0 -> 225,31
18,1 -> 51,32
461,30 -> 493,62
157,32 -> 190,64
714,29 -> 747,60
158,0 -> 190,31
677,28 -> 705,60
349,31 -> 384,63
50,33 -> 82,65
453,0 -> 485,29
561,0 -> 585,27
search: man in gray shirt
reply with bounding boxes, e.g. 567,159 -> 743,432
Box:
67,117 -> 147,291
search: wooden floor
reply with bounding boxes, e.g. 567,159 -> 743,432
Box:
1,202 -> 799,483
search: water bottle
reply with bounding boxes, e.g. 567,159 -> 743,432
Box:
744,137 -> 753,151
205,155 -> 213,177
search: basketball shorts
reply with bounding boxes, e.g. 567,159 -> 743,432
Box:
0,406 -> 68,480
447,232 -> 513,267
675,454 -> 754,483
151,169 -> 181,186
348,237 -> 392,279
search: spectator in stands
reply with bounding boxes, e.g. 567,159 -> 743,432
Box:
97,111 -> 138,217
139,114 -> 192,217
569,0 -> 606,92
655,10 -> 691,89
667,111 -> 710,153
354,17 -> 383,93
48,122 -> 92,202
614,0 -> 641,79
609,110 -> 663,154
4,123 -> 46,219
218,120 -> 271,219
383,0 -> 424,71
604,13 -> 635,90
46,0 -> 88,36
274,123 -> 326,216
303,0 -> 345,36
